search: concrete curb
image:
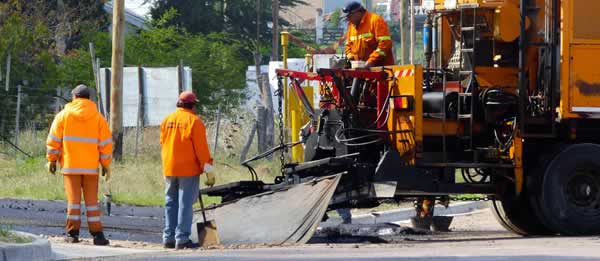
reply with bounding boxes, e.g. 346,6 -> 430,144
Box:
321,201 -> 489,227
0,231 -> 53,261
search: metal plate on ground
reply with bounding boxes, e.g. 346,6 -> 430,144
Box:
214,174 -> 342,246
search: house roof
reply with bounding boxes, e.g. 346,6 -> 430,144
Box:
104,1 -> 149,30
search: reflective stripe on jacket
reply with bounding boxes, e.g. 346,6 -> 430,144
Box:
160,108 -> 213,177
345,11 -> 395,66
46,98 -> 112,175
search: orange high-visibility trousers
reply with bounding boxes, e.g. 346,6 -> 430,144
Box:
63,175 -> 103,233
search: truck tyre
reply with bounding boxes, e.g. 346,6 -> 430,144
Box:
490,190 -> 552,236
539,143 -> 600,235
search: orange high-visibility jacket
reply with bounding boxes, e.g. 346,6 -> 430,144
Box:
345,11 -> 395,66
160,108 -> 213,177
46,98 -> 113,175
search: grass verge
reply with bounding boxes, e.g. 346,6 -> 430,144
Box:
0,225 -> 32,244
0,120 -> 278,207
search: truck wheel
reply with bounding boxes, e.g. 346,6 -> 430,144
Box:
490,190 -> 552,236
539,143 -> 600,235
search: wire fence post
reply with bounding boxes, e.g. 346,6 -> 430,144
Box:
240,121 -> 257,163
213,104 -> 221,158
55,87 -> 61,113
14,84 -> 21,148
5,54 -> 10,92
135,66 -> 144,158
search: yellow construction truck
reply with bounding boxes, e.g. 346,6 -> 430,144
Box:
200,0 -> 600,244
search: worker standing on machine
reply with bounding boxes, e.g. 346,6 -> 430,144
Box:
160,91 -> 216,249
46,84 -> 112,245
343,1 -> 395,67
337,2 -> 396,223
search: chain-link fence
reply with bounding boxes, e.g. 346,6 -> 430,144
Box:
0,85 -> 278,181
0,84 -> 70,159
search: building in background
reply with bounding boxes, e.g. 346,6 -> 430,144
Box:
103,0 -> 151,34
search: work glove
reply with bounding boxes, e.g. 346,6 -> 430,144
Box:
46,161 -> 57,175
204,172 -> 216,187
102,166 -> 111,182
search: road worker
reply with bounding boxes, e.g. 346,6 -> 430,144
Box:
343,1 -> 395,67
160,91 -> 215,249
46,84 -> 112,245
338,2 -> 395,223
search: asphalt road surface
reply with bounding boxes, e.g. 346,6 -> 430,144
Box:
3,198 -> 600,260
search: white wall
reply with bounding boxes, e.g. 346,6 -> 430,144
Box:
99,66 -> 192,127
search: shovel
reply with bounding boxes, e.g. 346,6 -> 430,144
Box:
196,183 -> 219,246
102,168 -> 112,216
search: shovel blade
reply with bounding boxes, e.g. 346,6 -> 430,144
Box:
196,220 -> 219,247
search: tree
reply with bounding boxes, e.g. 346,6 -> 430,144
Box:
0,0 -> 107,55
123,10 -> 248,112
150,0 -> 307,46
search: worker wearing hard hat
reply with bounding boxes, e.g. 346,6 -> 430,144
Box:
46,84 -> 112,246
160,91 -> 215,249
343,1 -> 395,67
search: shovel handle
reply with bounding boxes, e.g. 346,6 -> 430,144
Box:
198,184 -> 208,223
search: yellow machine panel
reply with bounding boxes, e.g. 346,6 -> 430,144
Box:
387,65 -> 423,160
572,0 -> 600,41
569,45 -> 600,113
561,0 -> 600,118
493,1 -> 522,42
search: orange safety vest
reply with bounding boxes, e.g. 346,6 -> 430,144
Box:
46,98 -> 113,175
345,11 -> 395,66
160,108 -> 213,177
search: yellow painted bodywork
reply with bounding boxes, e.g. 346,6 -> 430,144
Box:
475,67 -> 519,89
422,119 -> 462,136
509,131 -> 524,195
493,1 -> 524,42
289,86 -> 313,162
387,65 -> 423,161
560,0 -> 600,118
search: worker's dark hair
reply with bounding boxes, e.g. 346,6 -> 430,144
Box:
71,84 -> 91,99
176,101 -> 195,109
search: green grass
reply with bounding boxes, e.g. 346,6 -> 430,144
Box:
0,126 -> 491,207
0,112 -> 280,206
0,225 -> 32,244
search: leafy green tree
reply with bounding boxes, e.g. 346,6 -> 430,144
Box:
328,8 -> 342,29
123,9 -> 247,112
150,0 -> 307,45
0,13 -> 61,135
0,0 -> 107,55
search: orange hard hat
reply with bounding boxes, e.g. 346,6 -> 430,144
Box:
178,91 -> 199,104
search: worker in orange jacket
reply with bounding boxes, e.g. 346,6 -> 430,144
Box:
160,91 -> 215,249
343,1 -> 395,67
46,84 -> 112,245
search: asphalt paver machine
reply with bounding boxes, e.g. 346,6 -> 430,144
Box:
199,0 -> 600,245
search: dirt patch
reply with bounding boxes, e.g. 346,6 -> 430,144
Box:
47,236 -> 163,250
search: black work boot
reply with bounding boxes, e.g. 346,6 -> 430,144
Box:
175,240 -> 199,250
163,241 -> 175,249
65,230 -> 80,243
91,232 -> 110,246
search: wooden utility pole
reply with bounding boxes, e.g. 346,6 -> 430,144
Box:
271,0 -> 279,61
399,0 -> 410,65
110,0 -> 125,161
254,0 -> 262,77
